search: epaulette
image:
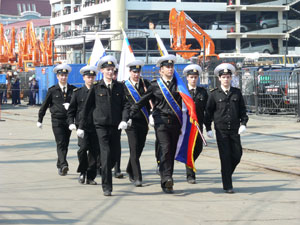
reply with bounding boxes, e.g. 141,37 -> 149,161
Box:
151,79 -> 157,83
210,87 -> 218,92
93,81 -> 98,85
73,88 -> 79,92
49,85 -> 55,89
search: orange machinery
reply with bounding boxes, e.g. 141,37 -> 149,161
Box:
169,8 -> 219,60
1,22 -> 56,72
0,24 -> 16,63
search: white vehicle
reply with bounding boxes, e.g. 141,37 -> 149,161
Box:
210,21 -> 249,32
241,40 -> 274,54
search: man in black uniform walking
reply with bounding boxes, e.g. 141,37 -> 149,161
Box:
183,64 -> 208,184
123,59 -> 151,187
130,55 -> 182,194
67,65 -> 99,185
205,63 -> 248,194
37,64 -> 76,176
77,55 -> 128,196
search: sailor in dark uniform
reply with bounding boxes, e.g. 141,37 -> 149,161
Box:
123,59 -> 151,187
37,63 -> 76,176
183,64 -> 208,184
130,55 -> 182,194
77,55 -> 129,196
205,63 -> 248,194
67,65 -> 99,185
112,64 -> 124,179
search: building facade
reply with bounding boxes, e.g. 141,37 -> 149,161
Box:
49,0 -> 300,63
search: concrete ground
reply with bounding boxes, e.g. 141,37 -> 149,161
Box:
0,103 -> 299,225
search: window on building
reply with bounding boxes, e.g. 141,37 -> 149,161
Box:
17,4 -> 22,14
32,4 -> 36,12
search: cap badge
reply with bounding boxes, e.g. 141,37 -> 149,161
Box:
193,69 -> 197,72
168,60 -> 172,63
63,69 -> 67,72
224,69 -> 228,73
108,61 -> 112,65
136,65 -> 140,68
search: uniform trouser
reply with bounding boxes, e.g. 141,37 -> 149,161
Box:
155,139 -> 161,165
186,136 -> 203,179
125,123 -> 148,182
215,129 -> 243,190
155,122 -> 181,188
77,130 -> 99,180
96,126 -> 121,192
52,120 -> 72,169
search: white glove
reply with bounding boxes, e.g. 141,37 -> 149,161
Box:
207,130 -> 214,138
118,121 -> 128,130
69,124 -> 77,131
149,115 -> 154,127
238,125 -> 247,134
37,122 -> 42,129
127,119 -> 132,127
76,129 -> 84,138
63,103 -> 70,110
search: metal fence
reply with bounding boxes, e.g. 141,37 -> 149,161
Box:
141,66 -> 300,117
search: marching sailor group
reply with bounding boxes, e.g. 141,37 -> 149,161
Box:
37,55 -> 248,196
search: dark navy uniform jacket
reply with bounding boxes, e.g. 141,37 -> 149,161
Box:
38,84 -> 76,123
205,87 -> 248,131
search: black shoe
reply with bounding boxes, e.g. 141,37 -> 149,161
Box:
103,191 -> 112,196
164,179 -> 173,188
58,168 -> 63,176
162,187 -> 174,194
86,179 -> 97,185
225,189 -> 235,194
78,172 -> 86,184
114,172 -> 124,179
187,177 -> 196,184
61,166 -> 69,176
134,180 -> 142,187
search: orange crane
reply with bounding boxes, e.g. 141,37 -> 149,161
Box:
169,8 -> 219,60
1,22 -> 56,72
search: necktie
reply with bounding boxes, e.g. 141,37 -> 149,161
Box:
166,81 -> 170,87
135,83 -> 138,90
107,84 -> 111,95
225,90 -> 229,95
63,87 -> 66,99
190,88 -> 195,98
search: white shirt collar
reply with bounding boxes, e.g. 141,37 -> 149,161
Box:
162,77 -> 173,84
103,78 -> 112,87
221,85 -> 230,93
188,84 -> 196,90
129,79 -> 139,88
58,83 -> 67,92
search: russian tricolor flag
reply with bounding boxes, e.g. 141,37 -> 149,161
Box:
118,29 -> 135,81
153,31 -> 206,171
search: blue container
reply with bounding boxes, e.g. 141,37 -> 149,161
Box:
35,64 -> 86,104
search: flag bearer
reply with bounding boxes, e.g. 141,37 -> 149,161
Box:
130,55 -> 182,194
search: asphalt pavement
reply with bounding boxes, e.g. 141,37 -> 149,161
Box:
0,103 -> 299,225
